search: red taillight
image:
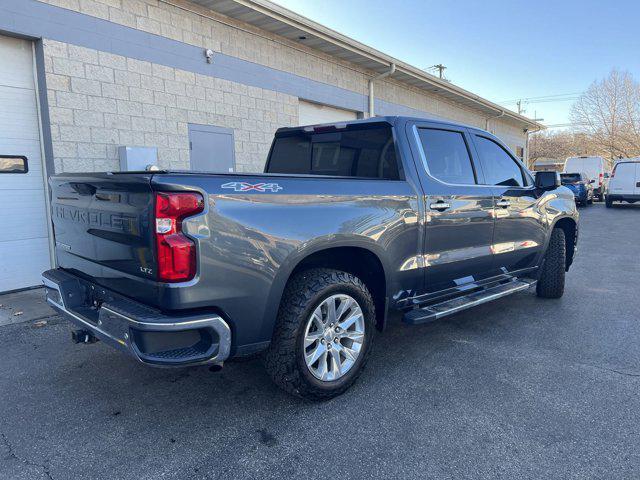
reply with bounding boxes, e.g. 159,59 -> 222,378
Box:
154,192 -> 204,282
599,172 -> 603,185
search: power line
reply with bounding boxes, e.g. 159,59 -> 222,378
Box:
539,122 -> 590,128
497,92 -> 584,104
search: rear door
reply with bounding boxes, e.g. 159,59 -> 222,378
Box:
408,121 -> 496,293
610,162 -> 636,196
470,133 -> 545,274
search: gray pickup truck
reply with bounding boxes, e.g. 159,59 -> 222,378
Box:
43,116 -> 578,400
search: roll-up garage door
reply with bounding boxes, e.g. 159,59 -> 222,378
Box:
0,35 -> 51,291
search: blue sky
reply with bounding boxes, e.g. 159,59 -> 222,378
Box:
274,0 -> 640,129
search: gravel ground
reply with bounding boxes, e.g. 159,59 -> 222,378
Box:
1,203 -> 639,479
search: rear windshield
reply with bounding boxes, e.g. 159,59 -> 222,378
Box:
266,124 -> 400,179
561,173 -> 581,184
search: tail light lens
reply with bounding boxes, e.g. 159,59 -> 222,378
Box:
599,173 -> 603,185
154,192 -> 204,282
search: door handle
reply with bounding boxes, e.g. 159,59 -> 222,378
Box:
430,201 -> 451,211
496,199 -> 511,208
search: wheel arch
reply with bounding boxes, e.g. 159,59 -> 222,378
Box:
261,243 -> 390,339
551,216 -> 578,270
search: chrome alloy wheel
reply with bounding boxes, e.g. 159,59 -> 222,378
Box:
302,294 -> 365,382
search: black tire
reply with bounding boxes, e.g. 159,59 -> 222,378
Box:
264,268 -> 375,400
536,228 -> 566,299
587,196 -> 593,205
606,197 -> 613,208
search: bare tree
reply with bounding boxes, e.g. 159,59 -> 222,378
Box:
570,69 -> 640,159
529,130 -> 599,164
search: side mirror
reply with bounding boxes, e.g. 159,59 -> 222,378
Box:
535,171 -> 560,190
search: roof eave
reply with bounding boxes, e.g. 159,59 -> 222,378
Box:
186,0 -> 545,130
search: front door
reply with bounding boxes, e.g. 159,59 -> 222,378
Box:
409,123 -> 496,293
470,133 -> 546,274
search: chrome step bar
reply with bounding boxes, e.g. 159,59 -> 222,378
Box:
403,278 -> 537,325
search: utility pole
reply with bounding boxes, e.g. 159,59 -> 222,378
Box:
431,64 -> 446,79
516,100 -> 522,114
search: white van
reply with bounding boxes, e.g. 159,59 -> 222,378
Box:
606,160 -> 640,207
564,156 -> 607,200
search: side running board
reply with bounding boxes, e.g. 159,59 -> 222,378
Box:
403,279 -> 537,325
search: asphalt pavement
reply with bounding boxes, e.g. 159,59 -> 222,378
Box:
1,202 -> 639,479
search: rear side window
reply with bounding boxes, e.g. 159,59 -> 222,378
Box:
266,125 -> 400,179
417,128 -> 476,185
474,136 -> 526,187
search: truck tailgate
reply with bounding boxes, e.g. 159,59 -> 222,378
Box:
50,173 -> 157,295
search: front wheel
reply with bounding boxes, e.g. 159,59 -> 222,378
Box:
606,196 -> 613,208
264,268 -> 375,400
537,228 -> 566,299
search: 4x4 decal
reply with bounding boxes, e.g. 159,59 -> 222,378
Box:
221,182 -> 283,192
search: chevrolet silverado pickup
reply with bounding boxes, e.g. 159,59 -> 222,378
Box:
43,116 -> 578,400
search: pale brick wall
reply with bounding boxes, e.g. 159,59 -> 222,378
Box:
39,0 -> 528,171
43,39 -> 297,172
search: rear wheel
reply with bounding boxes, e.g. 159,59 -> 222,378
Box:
264,268 -> 375,400
537,228 -> 566,299
606,196 -> 613,208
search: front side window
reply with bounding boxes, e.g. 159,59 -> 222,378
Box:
267,125 -> 400,179
417,128 -> 476,185
474,136 -> 526,187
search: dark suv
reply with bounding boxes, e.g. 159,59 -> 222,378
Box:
561,172 -> 594,206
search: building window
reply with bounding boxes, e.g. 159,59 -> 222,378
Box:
0,156 -> 28,173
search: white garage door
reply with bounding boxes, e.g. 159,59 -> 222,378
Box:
0,35 -> 51,292
298,100 -> 358,126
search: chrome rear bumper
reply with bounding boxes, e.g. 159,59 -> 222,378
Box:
42,269 -> 231,367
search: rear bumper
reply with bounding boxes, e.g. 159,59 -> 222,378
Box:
607,194 -> 640,202
42,269 -> 231,367
570,190 -> 588,202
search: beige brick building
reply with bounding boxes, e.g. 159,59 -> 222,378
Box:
0,0 -> 541,291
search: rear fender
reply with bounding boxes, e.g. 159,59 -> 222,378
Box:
258,236 -> 391,342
